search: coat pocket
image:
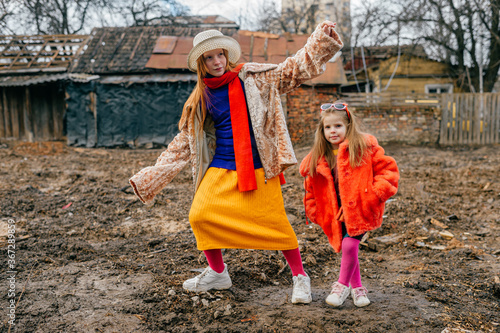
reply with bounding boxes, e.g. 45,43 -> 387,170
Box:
361,184 -> 384,221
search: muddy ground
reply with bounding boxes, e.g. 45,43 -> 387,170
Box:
0,141 -> 499,333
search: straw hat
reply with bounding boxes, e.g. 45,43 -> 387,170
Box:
187,30 -> 241,72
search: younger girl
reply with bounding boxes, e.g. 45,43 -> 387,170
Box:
299,101 -> 399,307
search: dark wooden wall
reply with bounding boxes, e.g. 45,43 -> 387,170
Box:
0,83 -> 65,141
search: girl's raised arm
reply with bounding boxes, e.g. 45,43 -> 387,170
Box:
264,21 -> 343,94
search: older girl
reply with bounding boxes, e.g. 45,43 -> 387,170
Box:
130,22 -> 343,304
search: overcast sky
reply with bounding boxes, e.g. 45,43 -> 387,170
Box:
179,0 -> 361,30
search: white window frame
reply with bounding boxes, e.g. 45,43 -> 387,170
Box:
425,84 -> 453,94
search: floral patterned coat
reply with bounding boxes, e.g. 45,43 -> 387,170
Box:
130,22 -> 343,204
299,135 -> 400,252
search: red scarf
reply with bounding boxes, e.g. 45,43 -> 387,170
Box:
203,64 -> 257,192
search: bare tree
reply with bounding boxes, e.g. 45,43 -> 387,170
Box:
354,0 -> 500,92
350,1 -> 400,49
21,0 -> 113,34
253,1 -> 282,34
0,0 -> 20,34
116,0 -> 189,27
280,0 -> 321,34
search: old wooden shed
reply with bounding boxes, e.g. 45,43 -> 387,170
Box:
0,34 -> 89,141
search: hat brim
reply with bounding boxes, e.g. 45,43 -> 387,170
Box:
187,35 -> 241,72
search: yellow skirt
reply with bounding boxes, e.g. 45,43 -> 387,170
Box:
189,167 -> 299,251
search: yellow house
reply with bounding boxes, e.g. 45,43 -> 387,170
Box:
342,45 -> 461,94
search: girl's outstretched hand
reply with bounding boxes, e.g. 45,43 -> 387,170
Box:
322,21 -> 337,37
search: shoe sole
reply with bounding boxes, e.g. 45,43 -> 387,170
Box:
353,300 -> 371,307
292,296 -> 312,304
183,282 -> 232,293
325,299 -> 344,307
325,294 -> 349,307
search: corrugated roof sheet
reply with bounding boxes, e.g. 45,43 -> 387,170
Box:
0,73 -> 69,86
0,72 -> 102,86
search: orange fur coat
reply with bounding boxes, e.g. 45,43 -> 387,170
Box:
299,134 -> 399,252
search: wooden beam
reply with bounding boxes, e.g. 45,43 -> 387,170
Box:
46,39 -> 66,68
24,86 -> 34,142
27,39 -> 49,68
0,88 -> 4,138
2,88 -> 11,138
7,42 -> 27,70
130,30 -> 145,60
106,32 -> 127,70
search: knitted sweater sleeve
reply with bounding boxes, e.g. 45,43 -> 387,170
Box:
129,130 -> 191,204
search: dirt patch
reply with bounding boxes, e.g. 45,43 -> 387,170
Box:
0,143 -> 499,332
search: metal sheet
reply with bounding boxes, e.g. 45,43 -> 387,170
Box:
0,73 -> 68,87
153,36 -> 178,54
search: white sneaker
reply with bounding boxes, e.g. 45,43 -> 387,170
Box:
351,286 -> 370,307
325,282 -> 350,307
182,264 -> 232,292
292,274 -> 312,304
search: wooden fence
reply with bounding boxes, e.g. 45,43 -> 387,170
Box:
342,92 -> 500,145
440,93 -> 500,145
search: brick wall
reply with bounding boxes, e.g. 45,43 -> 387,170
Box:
286,86 -> 441,145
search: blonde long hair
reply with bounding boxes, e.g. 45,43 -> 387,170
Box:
178,49 -> 237,132
308,100 -> 369,177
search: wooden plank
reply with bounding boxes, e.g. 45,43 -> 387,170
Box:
89,91 -> 98,145
439,94 -> 449,145
7,43 -> 27,70
463,94 -> 470,144
0,88 -> 4,138
10,91 -> 20,139
51,85 -> 64,139
487,94 -> 494,144
467,94 -> 474,144
2,88 -> 11,137
473,94 -> 479,144
483,94 -> 490,144
467,94 -> 473,143
494,95 -> 500,143
26,39 -> 49,68
457,94 -> 463,144
451,94 -> 457,143
129,30 -> 145,60
46,40 -> 66,68
23,87 -> 34,142
40,89 -> 50,140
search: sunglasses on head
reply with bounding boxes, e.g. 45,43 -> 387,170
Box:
320,103 -> 351,123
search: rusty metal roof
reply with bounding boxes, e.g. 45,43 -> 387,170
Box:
70,25 -> 239,74
146,30 -> 345,85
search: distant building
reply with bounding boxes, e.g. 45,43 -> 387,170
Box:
342,45 -> 460,94
281,0 -> 351,44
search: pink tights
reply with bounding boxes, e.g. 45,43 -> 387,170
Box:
203,248 -> 306,276
337,237 -> 363,288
